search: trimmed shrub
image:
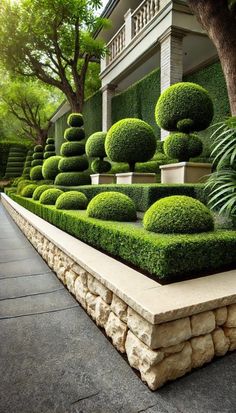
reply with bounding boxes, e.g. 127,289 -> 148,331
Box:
45,144 -> 55,152
21,184 -> 38,198
33,152 -> 44,160
42,156 -> 62,180
17,179 -> 32,195
30,165 -> 43,181
55,172 -> 91,186
60,142 -> 85,157
34,145 -> 44,152
59,156 -> 88,172
46,138 -> 55,145
164,133 -> 203,162
44,152 -> 54,159
32,159 -> 43,167
25,161 -> 32,167
91,159 -> 111,173
143,195 -> 214,234
155,82 -> 214,132
55,191 -> 88,210
86,132 -> 107,158
87,192 -> 137,221
64,127 -> 85,141
32,184 -> 53,201
67,113 -> 84,127
39,188 -> 64,205
105,118 -> 156,171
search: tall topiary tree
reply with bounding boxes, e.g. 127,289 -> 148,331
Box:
86,131 -> 111,174
30,144 -> 44,181
22,149 -> 33,178
55,113 -> 91,186
4,145 -> 27,178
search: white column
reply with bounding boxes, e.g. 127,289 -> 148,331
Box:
160,28 -> 185,139
124,9 -> 133,45
101,84 -> 117,132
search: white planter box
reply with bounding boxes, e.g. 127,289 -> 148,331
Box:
160,162 -> 212,184
116,172 -> 156,184
90,174 -> 116,185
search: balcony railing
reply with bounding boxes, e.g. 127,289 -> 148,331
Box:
133,0 -> 159,37
107,24 -> 126,65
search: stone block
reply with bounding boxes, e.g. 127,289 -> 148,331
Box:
225,304 -> 236,328
87,274 -> 112,304
57,266 -> 66,284
86,292 -> 97,320
163,343 -> 185,356
74,277 -> 88,309
191,311 -> 215,336
105,312 -> 128,353
191,334 -> 214,369
65,270 -> 78,295
224,327 -> 236,351
215,307 -> 227,326
212,328 -> 230,356
111,294 -> 128,323
95,297 -> 110,328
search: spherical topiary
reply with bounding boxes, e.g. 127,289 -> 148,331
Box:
33,152 -> 43,160
86,132 -> 107,158
188,134 -> 203,159
87,192 -> 137,222
17,179 -> 32,194
105,118 -> 156,171
64,127 -> 85,142
31,159 -> 43,167
45,144 -> 55,152
143,195 -> 214,234
34,145 -> 44,152
91,159 -> 111,173
30,165 -> 43,181
55,172 -> 91,186
60,142 -> 85,157
59,156 -> 89,172
32,184 -> 54,201
55,191 -> 88,210
163,133 -> 203,162
39,188 -> 63,205
155,82 -> 214,132
46,138 -> 55,145
42,156 -> 62,180
67,113 -> 84,127
21,184 -> 38,198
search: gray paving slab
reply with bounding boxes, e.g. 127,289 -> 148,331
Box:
0,256 -> 50,278
0,247 -> 39,263
0,237 -> 32,250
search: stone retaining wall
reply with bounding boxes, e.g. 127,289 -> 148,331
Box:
2,195 -> 236,390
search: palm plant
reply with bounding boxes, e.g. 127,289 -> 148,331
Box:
205,117 -> 236,216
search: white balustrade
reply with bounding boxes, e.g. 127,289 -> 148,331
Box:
107,24 -> 126,65
132,0 -> 159,37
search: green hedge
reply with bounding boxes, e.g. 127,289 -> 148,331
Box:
56,183 -> 207,212
9,194 -> 236,282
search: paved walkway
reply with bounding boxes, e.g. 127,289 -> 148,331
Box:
0,201 -> 236,413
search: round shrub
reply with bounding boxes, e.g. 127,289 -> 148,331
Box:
60,142 -> 85,157
105,118 -> 156,171
21,184 -> 38,198
55,172 -> 91,186
39,188 -> 63,205
46,138 -> 55,145
143,195 -> 214,234
155,82 -> 214,132
164,133 -> 203,162
59,156 -> 89,172
55,191 -> 88,210
45,144 -> 55,152
30,165 -> 43,181
17,179 -> 32,194
87,192 -> 137,222
31,159 -> 43,167
67,113 -> 84,127
32,184 -> 53,200
64,127 -> 85,142
91,159 -> 111,173
33,152 -> 43,160
42,156 -> 61,180
34,145 -> 44,152
86,132 -> 107,158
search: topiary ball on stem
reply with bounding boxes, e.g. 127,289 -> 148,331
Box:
164,133 -> 203,162
155,82 -> 214,132
87,192 -> 137,222
105,118 -> 156,172
55,191 -> 88,210
143,195 -> 214,234
86,131 -> 111,174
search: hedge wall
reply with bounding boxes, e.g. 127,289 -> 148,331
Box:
0,141 -> 31,178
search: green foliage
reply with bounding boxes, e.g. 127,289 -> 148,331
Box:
21,184 -> 38,198
83,91 -> 103,137
34,145 -> 43,152
31,159 -> 43,167
30,165 -> 43,181
42,156 -> 62,181
60,142 -> 85,157
55,172 -> 91,186
39,188 -> 63,205
91,159 -> 111,174
44,152 -> 55,159
86,131 -> 107,158
87,192 -> 137,222
11,194 -> 236,281
67,113 -> 84,127
32,184 -> 54,201
59,156 -> 89,172
164,133 -> 203,162
45,144 -> 55,152
33,152 -> 43,160
64,127 -> 85,142
17,179 -> 32,194
143,195 -> 214,234
155,82 -> 214,132
105,118 -> 157,171
55,191 -> 88,210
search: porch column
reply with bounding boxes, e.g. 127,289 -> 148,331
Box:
160,28 -> 185,139
101,84 -> 117,132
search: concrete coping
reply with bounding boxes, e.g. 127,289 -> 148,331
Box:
2,193 -> 236,325
160,162 -> 212,169
115,173 -> 156,176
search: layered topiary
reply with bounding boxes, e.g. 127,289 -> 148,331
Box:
55,113 -> 90,186
39,188 -> 63,205
143,195 -> 214,234
67,113 -> 84,127
42,156 -> 61,181
55,191 -> 88,210
30,165 -> 43,181
31,144 -> 44,168
4,145 -> 27,178
105,118 -> 156,172
87,192 -> 137,221
22,149 -> 33,178
32,184 -> 54,201
86,131 -> 111,174
164,133 -> 203,162
21,184 -> 38,198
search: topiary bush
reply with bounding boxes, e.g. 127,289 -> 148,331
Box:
42,156 -> 61,181
164,133 -> 203,162
87,192 -> 137,221
105,118 -> 156,172
34,145 -> 44,152
86,131 -> 111,174
30,165 -> 43,181
39,188 -> 63,205
67,113 -> 84,127
21,184 -> 38,198
17,179 -> 32,195
32,184 -> 54,200
31,144 -> 44,168
55,113 -> 90,186
143,195 -> 214,234
4,146 -> 27,179
43,137 -> 56,159
55,191 -> 88,210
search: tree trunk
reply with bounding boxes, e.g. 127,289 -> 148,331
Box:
188,0 -> 236,115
